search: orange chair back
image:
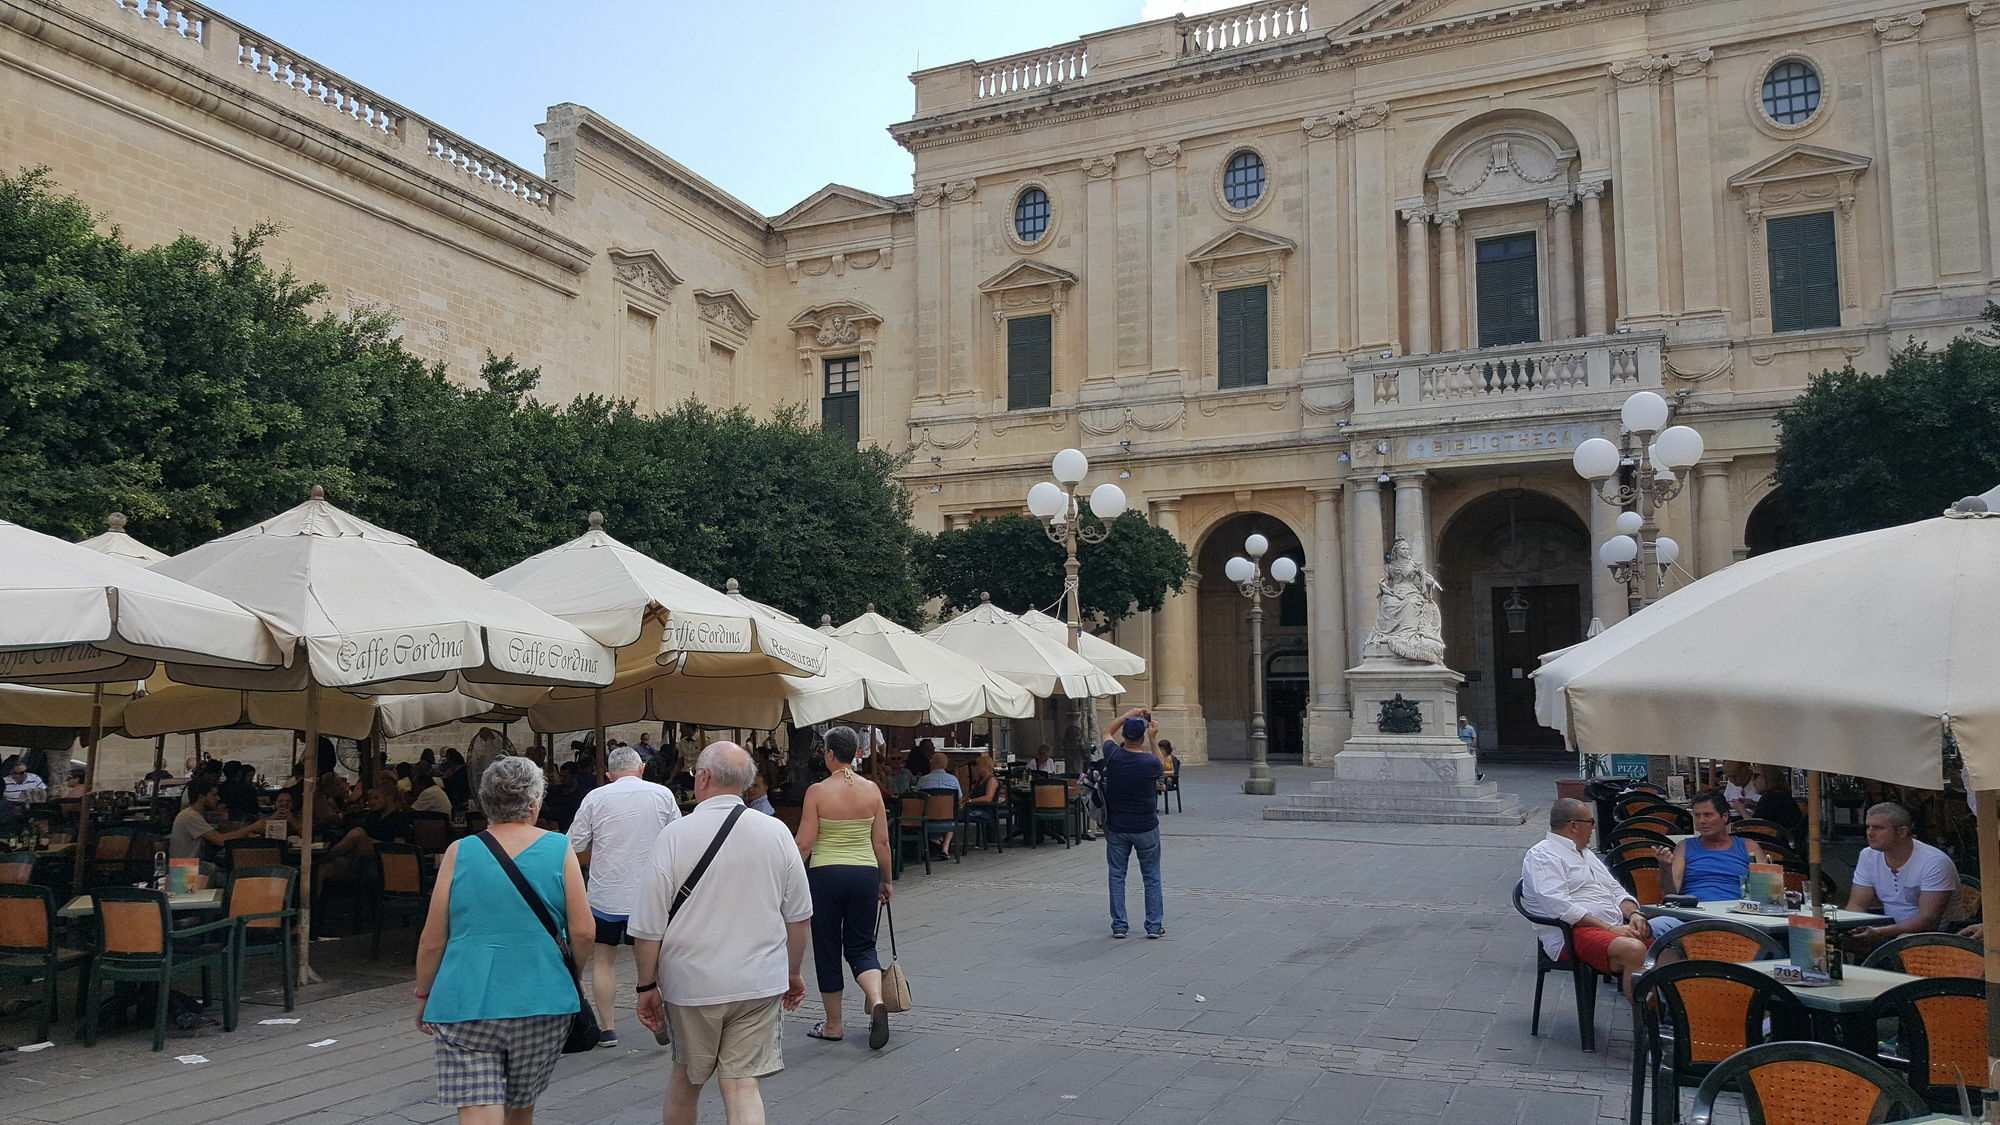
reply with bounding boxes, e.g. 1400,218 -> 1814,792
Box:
96,835 -> 132,862
1675,930 -> 1768,963
898,796 -> 925,824
1732,823 -> 1785,843
1674,976 -> 1755,1063
0,894 -> 47,950
411,817 -> 453,852
1743,1060 -> 1911,1125
0,860 -> 32,885
1959,881 -> 1982,921
380,851 -> 424,896
1034,784 -> 1068,810
1910,993 -> 1986,1087
233,846 -> 282,869
229,875 -> 290,930
1898,944 -> 1983,980
1623,815 -> 1679,834
1625,865 -> 1663,905
922,793 -> 956,821
100,900 -> 165,955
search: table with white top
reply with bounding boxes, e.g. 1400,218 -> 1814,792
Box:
58,888 -> 223,918
1642,900 -> 1890,933
1744,959 -> 1921,1052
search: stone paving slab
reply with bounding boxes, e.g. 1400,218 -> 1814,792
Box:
0,760 -> 1738,1124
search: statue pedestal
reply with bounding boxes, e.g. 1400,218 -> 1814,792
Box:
1264,659 -> 1524,825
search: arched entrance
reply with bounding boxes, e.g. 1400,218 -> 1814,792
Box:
1745,490 -> 1803,557
1435,490 -> 1591,753
1194,513 -> 1308,762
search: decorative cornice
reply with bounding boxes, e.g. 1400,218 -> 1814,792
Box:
1081,153 -> 1117,178
942,179 -> 977,203
914,183 -> 944,207
1300,102 -> 1390,138
1143,142 -> 1182,168
1874,11 -> 1926,41
1973,3 -> 2000,30
1607,48 -> 1713,84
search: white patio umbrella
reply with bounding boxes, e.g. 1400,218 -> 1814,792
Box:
922,595 -> 1124,700
75,512 -> 169,568
724,577 -> 801,623
149,489 -> 615,983
1019,608 -> 1147,678
1551,497 -> 2000,1074
830,610 -> 1035,723
122,679 -> 508,741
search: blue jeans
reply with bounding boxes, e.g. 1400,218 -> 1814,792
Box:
1105,828 -> 1163,934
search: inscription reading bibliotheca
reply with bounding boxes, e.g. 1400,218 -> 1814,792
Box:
1403,423 -> 1608,461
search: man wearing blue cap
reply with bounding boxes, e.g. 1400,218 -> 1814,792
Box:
1100,707 -> 1168,939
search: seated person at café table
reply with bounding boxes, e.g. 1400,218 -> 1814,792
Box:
408,764 -> 452,815
268,789 -> 304,838
962,756 -> 1001,828
1654,790 -> 1765,900
1522,798 -> 1676,995
1845,801 -> 1958,951
170,775 -> 269,861
60,766 -> 89,799
217,761 -> 262,821
4,756 -> 47,803
1030,745 -> 1058,773
324,784 -> 413,881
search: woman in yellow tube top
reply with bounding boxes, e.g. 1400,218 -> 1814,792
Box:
792,725 -> 895,1049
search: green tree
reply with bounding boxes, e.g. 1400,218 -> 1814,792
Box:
918,512 -> 1190,626
1773,309 -> 2000,542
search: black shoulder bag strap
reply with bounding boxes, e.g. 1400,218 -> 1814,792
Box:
478,831 -> 587,1002
669,804 -> 746,926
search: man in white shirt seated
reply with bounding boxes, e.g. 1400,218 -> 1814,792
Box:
568,746 -> 681,1048
4,758 -> 47,803
1522,797 -> 1675,995
1846,801 -> 1959,952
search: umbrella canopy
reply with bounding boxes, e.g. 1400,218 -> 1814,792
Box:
0,518 -> 285,685
830,610 -> 1036,723
487,517 -> 823,679
923,596 -> 1124,699
1019,608 -> 1148,678
121,679 -> 510,740
75,513 -> 169,568
0,685 -> 131,729
724,577 -> 801,623
1557,503 -> 1999,790
153,491 -> 614,694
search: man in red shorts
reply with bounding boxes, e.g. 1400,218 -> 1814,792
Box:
1522,797 -> 1667,995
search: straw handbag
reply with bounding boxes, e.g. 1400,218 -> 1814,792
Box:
879,901 -> 912,1013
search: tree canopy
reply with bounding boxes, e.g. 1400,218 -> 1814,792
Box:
0,168 -> 921,622
1772,307 -> 2000,543
917,511 -> 1190,627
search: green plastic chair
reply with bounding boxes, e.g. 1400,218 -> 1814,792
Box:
82,886 -> 238,1051
0,883 -> 91,1041
224,866 -> 297,1010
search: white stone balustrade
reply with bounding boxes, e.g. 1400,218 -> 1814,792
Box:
1351,332 -> 1664,420
975,42 -> 1087,99
110,0 -> 206,42
235,35 -> 400,137
426,129 -> 553,210
1179,0 -> 1312,53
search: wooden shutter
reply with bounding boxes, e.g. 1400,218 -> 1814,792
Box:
1476,234 -> 1540,347
1006,314 -> 1052,410
1217,285 -> 1270,388
1766,212 -> 1839,332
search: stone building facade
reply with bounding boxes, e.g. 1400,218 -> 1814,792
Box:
4,0 -> 1996,767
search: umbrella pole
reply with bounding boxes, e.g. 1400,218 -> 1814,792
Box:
1976,790 -> 2000,1093
593,689 -> 607,782
71,684 -> 104,891
1805,769 -> 1823,910
296,683 -> 322,987
151,735 -> 165,779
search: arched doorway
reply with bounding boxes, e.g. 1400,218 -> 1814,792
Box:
1194,513 -> 1308,762
1745,490 -> 1802,557
1435,490 -> 1591,753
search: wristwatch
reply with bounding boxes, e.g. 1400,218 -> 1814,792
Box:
636,981 -> 658,994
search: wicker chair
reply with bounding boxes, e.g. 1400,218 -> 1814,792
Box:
0,852 -> 34,884
921,789 -> 960,863
1729,818 -> 1790,845
0,883 -> 90,1041
82,887 -> 238,1051
1862,932 -> 1982,979
372,844 -> 428,958
224,838 -> 283,871
1030,781 -> 1071,849
1688,1042 -> 1928,1125
1648,918 -> 1786,966
1610,856 -> 1665,906
224,865 -> 297,1010
1863,976 -> 1987,1113
1631,960 -> 1807,1125
892,795 -> 929,878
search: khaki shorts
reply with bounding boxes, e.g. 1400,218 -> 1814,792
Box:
667,995 -> 784,1084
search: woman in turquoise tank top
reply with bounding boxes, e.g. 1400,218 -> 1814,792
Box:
413,756 -> 593,1123
793,726 -> 895,1049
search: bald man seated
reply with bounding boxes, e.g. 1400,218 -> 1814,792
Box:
1522,797 -> 1677,994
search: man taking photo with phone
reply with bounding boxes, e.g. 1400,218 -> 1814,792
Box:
1100,707 -> 1168,940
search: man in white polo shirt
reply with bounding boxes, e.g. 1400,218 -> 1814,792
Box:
568,746 -> 680,1049
632,742 -> 811,1125
1846,801 -> 1959,952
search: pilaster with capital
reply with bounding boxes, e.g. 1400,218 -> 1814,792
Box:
1433,210 -> 1463,352
1878,13 -> 1938,295
1345,476 -> 1387,665
1148,497 -> 1205,762
1587,486 -> 1628,627
1401,205 -> 1433,355
1147,144 -> 1182,375
1694,462 -> 1734,577
1577,181 -> 1609,335
1391,472 -> 1431,567
1307,486 -> 1352,765
1549,194 -> 1579,339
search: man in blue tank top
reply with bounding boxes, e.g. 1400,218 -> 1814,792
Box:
1659,790 -> 1766,901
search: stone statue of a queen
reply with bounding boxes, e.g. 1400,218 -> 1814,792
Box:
1364,536 -> 1446,665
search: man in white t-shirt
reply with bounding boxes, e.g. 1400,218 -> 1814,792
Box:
631,742 -> 810,1125
1845,801 -> 1959,951
567,747 -> 680,1048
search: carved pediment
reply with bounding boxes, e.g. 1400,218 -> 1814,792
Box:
977,260 -> 1079,294
694,289 -> 758,341
1187,228 -> 1297,265
1430,129 -> 1577,207
1727,145 -> 1872,191
787,302 -> 883,347
606,247 -> 682,303
772,184 -> 900,230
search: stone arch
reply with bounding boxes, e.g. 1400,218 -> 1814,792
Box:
1744,489 -> 1802,557
1192,511 -> 1310,763
1422,109 -> 1588,204
1434,489 -> 1592,753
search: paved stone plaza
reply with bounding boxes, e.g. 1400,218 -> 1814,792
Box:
1,762 -> 1650,1125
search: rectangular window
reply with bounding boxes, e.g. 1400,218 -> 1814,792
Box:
1766,211 -> 1840,332
1476,233 -> 1540,347
1006,314 -> 1052,411
1216,284 -> 1270,389
821,356 -> 860,444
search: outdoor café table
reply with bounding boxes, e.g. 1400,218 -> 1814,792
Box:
1641,901 -> 1891,933
57,888 -> 223,919
1743,959 -> 1920,1053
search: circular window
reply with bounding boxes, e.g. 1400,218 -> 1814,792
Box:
1223,151 -> 1265,210
1014,187 -> 1050,243
1761,60 -> 1822,126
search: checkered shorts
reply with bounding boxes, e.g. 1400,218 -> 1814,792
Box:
431,1014 -> 571,1108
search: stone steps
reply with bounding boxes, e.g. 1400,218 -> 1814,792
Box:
1263,779 -> 1527,826
1277,790 -> 1524,815
1307,778 -> 1506,800
1264,805 -> 1529,826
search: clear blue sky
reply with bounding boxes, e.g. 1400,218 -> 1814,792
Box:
220,0 -> 1238,217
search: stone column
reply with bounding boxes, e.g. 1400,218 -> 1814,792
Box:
1435,210 -> 1463,352
1392,472 -> 1431,566
1877,13 -> 1936,300
1694,462 -> 1734,577
1586,488 -> 1628,627
1149,497 -> 1206,762
1401,206 -> 1432,355
1346,476 -> 1386,665
1549,194 -> 1578,339
1578,182 -> 1609,336
1306,487 -> 1352,766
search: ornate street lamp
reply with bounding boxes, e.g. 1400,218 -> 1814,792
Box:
1572,390 -> 1703,615
1027,448 -> 1128,765
1224,534 -> 1297,796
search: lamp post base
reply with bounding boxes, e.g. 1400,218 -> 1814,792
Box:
1242,776 -> 1277,796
